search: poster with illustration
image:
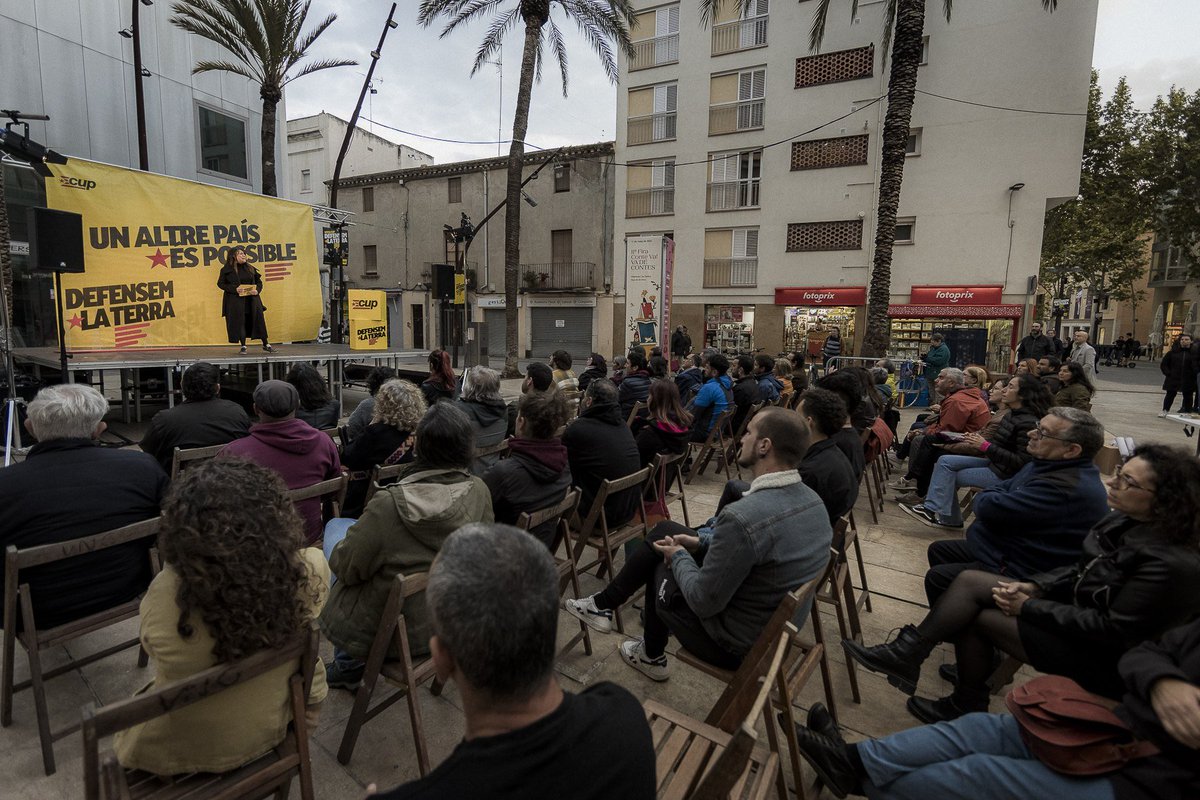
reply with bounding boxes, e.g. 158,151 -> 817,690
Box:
625,235 -> 673,352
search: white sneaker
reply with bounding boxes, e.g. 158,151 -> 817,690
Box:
619,639 -> 671,682
1158,411 -> 1168,418
564,595 -> 614,634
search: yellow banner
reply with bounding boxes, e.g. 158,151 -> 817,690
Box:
44,159 -> 321,349
348,289 -> 384,321
350,319 -> 389,350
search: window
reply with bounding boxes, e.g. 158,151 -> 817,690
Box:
920,35 -> 929,65
363,245 -> 378,276
708,150 -> 761,210
197,105 -> 248,180
737,69 -> 766,129
711,0 -> 768,55
906,128 -> 922,157
551,229 -> 573,263
709,69 -> 765,135
554,163 -> 571,193
894,218 -> 915,244
626,159 -> 675,218
628,83 -> 678,145
362,186 -> 375,212
630,5 -> 679,70
703,227 -> 758,287
448,176 -> 462,203
300,169 -> 312,193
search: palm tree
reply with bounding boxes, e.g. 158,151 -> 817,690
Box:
418,0 -> 635,377
170,0 -> 356,196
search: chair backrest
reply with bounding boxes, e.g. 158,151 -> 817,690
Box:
731,401 -> 765,444
474,438 -> 510,463
363,463 -> 407,507
516,489 -> 581,558
366,572 -> 429,666
578,467 -> 652,536
698,408 -> 735,449
288,474 -> 348,522
830,515 -> 850,555
169,443 -> 225,481
625,401 -> 645,427
80,626 -> 318,800
645,451 -> 685,502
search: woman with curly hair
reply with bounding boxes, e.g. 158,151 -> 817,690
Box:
847,443 -> 1200,723
338,379 -> 426,517
1015,357 -> 1040,377
114,458 -> 328,775
1054,361 -> 1095,411
421,349 -> 458,406
285,363 -> 340,429
343,365 -> 396,443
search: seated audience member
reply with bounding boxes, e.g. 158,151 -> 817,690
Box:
618,349 -> 652,418
648,354 -> 670,382
813,374 -> 866,481
897,374 -> 1052,511
688,352 -> 733,442
577,352 -> 607,393
420,349 -> 458,406
788,356 -> 809,394
891,367 -> 988,465
344,365 -> 396,443
1015,357 -> 1039,376
550,350 -> 580,396
456,365 -> 509,475
483,391 -> 572,548
754,354 -> 783,402
729,354 -> 764,434
818,369 -> 877,433
563,380 -> 642,525
798,389 -> 859,523
1054,360 -> 1095,411
139,361 -> 250,472
673,353 -> 705,399
775,358 -> 795,396
285,363 -> 340,430
845,443 -> 1200,722
1037,354 -> 1063,394
609,354 -> 628,385
506,361 -> 555,437
871,367 -> 893,402
566,408 -> 832,675
918,407 -> 1108,601
320,403 -> 494,688
0,384 -> 166,629
339,379 -> 425,517
631,380 -> 692,467
113,459 -> 328,775
794,612 -> 1200,800
875,358 -> 897,392
220,380 -> 341,544
376,524 -> 655,799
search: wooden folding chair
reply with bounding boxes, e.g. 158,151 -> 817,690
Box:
362,463 -> 407,508
516,489 -> 591,659
169,443 -> 224,481
625,400 -> 646,427
776,392 -> 792,408
958,486 -> 980,525
288,473 -> 349,527
473,438 -> 510,467
685,408 -> 735,484
336,573 -> 438,772
2,517 -> 162,775
844,511 -> 873,614
338,423 -> 351,447
646,451 -> 690,527
81,627 -> 319,800
644,632 -> 789,800
816,518 -> 869,703
571,468 -> 652,631
725,402 -> 765,481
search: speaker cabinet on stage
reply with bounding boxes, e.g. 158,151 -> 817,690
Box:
27,207 -> 85,273
432,263 -> 455,301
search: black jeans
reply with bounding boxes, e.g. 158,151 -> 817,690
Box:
924,539 -> 983,606
1164,388 -> 1197,413
595,520 -> 741,670
907,436 -> 947,495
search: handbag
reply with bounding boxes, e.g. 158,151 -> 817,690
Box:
1005,675 -> 1159,776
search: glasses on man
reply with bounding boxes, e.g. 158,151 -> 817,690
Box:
1030,423 -> 1070,443
1110,469 -> 1153,493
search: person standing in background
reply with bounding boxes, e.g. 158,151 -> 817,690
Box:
821,327 -> 842,371
217,246 -> 272,354
1067,329 -> 1098,384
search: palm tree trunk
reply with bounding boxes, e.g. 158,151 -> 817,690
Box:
862,0 -> 925,357
503,17 -> 543,378
259,85 -> 282,197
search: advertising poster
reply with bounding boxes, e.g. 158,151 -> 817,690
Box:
625,234 -> 666,351
348,289 -> 388,350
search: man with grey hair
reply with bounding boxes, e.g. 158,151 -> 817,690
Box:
0,385 -> 166,629
375,523 -> 654,799
455,365 -> 508,474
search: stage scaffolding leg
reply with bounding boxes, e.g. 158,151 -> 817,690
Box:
119,368 -> 131,423
166,368 -> 175,409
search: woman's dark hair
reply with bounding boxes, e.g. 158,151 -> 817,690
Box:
648,355 -> 669,379
551,350 -> 572,370
414,401 -> 475,469
627,349 -> 648,370
181,361 -> 221,402
816,370 -> 862,415
366,366 -> 397,396
1059,361 -> 1095,396
427,349 -> 456,390
647,379 -> 692,428
160,458 -> 315,662
285,363 -> 332,411
587,353 -> 607,373
1011,373 -> 1053,417
845,366 -> 884,415
222,246 -> 250,272
1131,444 -> 1200,546
789,351 -> 806,368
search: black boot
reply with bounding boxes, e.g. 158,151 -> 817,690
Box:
791,714 -> 864,798
807,702 -> 839,741
906,687 -> 988,724
842,624 -> 936,696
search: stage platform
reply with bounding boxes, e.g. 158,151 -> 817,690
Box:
12,344 -> 428,423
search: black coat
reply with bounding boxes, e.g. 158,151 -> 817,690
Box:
340,423 -> 413,517
563,399 -> 642,526
632,417 -> 690,467
1159,346 -> 1196,392
618,370 -> 651,418
981,406 -> 1038,479
1022,513 -> 1200,697
482,438 -> 572,547
578,365 -> 607,393
730,376 -> 763,435
670,329 -> 691,357
217,263 -> 268,343
139,397 -> 251,473
296,399 -> 341,431
0,439 -> 167,628
798,439 -> 858,524
829,427 -> 865,481
1016,333 -> 1054,360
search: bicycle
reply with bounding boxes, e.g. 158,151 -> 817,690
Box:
894,360 -> 929,409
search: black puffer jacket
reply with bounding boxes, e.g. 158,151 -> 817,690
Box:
618,369 -> 652,418
482,438 -> 572,548
1160,345 -> 1197,392
578,365 -> 607,393
455,398 -> 509,475
982,406 -> 1039,478
632,417 -> 690,467
563,397 -> 642,525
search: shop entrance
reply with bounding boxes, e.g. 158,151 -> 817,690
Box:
785,306 -> 856,361
890,318 -> 1014,373
705,304 -> 755,353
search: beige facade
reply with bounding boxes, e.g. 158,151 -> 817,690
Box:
613,0 -> 1099,363
330,142 -> 615,361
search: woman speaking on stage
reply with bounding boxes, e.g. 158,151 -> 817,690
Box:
217,246 -> 273,353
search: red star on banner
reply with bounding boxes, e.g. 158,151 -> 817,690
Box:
68,314 -> 83,328
146,248 -> 169,268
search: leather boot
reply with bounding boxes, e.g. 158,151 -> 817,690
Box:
842,624 -> 936,695
791,713 -> 864,798
906,687 -> 989,724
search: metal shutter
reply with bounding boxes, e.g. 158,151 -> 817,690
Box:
484,309 -> 506,366
530,307 -> 593,363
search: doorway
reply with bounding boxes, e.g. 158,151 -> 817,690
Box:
411,304 -> 425,349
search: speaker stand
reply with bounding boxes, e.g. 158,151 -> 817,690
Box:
0,270 -> 24,465
53,271 -> 71,381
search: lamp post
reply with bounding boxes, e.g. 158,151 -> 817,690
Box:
130,0 -> 152,171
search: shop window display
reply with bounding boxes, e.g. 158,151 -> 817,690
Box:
706,305 -> 755,353
785,306 -> 855,361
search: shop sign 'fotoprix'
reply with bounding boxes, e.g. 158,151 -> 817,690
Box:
774,287 -> 867,306
908,286 -> 1004,305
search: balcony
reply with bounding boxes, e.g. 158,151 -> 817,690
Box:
709,100 -> 764,135
630,34 -> 679,71
706,179 -> 760,211
711,16 -> 768,56
519,262 -> 597,292
626,187 -> 676,217
1148,264 -> 1191,287
703,258 -> 757,288
628,112 -> 677,145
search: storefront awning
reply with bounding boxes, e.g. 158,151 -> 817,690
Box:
888,304 -> 1024,319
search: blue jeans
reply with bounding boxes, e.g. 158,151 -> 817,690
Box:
922,455 -> 1001,526
322,518 -> 355,573
859,713 -> 1114,800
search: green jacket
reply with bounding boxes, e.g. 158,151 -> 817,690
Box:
924,342 -> 951,373
319,467 -> 494,660
1054,382 -> 1093,412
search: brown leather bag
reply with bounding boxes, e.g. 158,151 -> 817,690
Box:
1005,675 -> 1159,776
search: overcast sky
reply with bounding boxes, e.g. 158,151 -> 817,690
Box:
286,0 -> 1200,164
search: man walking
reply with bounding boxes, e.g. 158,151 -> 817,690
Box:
1016,322 -> 1054,361
1067,329 -> 1098,383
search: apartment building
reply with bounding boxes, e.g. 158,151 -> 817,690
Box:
614,0 -> 1098,370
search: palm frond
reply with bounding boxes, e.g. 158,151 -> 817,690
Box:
545,18 -> 570,96
557,0 -> 631,76
808,0 -> 831,53
417,0 -> 471,27
560,9 -> 618,83
1042,0 -> 1058,10
191,59 -> 259,82
289,12 -> 338,67
943,0 -> 953,23
284,57 -> 359,84
880,0 -> 896,64
469,7 -> 521,75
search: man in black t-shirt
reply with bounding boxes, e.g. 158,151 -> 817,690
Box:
377,523 -> 654,800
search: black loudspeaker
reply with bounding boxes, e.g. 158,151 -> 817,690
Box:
431,263 -> 455,301
27,207 -> 85,273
